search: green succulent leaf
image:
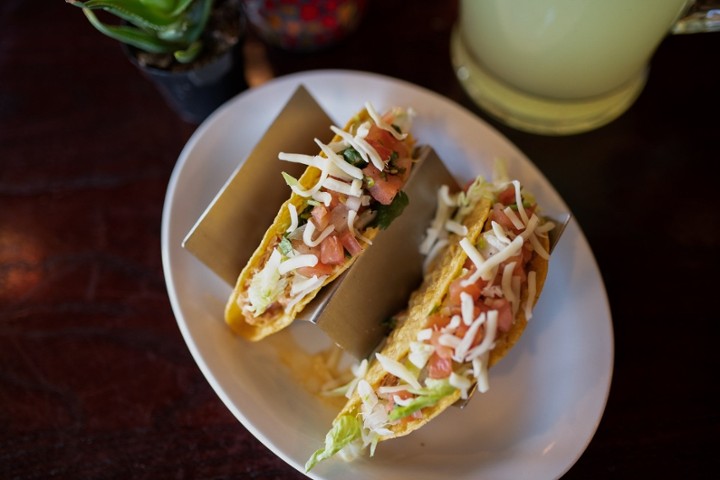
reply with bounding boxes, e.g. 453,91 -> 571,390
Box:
68,0 -> 185,29
174,40 -> 202,63
142,0 -> 194,16
181,0 -> 213,44
80,8 -> 182,54
69,0 -> 213,61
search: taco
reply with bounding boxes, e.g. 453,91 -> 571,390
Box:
225,103 -> 417,341
306,171 -> 554,470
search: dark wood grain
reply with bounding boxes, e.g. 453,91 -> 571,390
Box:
1,1 -> 718,478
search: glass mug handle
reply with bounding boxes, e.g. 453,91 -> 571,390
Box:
672,0 -> 720,33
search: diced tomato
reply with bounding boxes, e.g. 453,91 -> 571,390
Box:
489,203 -> 518,232
362,163 -> 403,205
329,203 -> 349,233
429,331 -> 454,359
392,389 -> 413,404
311,204 -> 329,230
339,229 -> 363,256
368,141 -> 394,164
447,270 -> 486,306
455,322 -> 485,348
522,242 -> 534,267
497,185 -> 516,206
327,190 -> 344,209
365,126 -> 410,160
360,126 -> 413,205
427,352 -> 453,379
320,234 -> 344,265
427,313 -> 451,329
290,238 -> 314,256
296,262 -> 334,277
507,257 -> 528,284
486,298 -> 513,333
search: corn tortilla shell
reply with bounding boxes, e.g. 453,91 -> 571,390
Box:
225,109 -> 415,341
336,197 -> 551,440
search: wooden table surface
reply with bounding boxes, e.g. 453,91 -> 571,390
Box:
2,1 -> 718,478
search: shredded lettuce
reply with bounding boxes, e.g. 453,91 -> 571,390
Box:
278,236 -> 293,256
246,249 -> 287,316
387,380 -> 456,421
455,175 -> 493,222
305,414 -> 362,472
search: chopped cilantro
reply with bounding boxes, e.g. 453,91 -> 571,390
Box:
509,200 -> 533,210
297,204 -> 313,227
342,147 -> 368,168
370,191 -> 409,230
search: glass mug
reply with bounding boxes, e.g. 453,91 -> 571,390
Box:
451,0 -> 720,135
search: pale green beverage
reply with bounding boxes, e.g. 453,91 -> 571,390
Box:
452,0 -> 692,134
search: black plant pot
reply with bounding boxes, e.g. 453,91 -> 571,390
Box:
126,38 -> 248,124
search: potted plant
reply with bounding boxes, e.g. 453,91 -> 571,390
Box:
67,0 -> 247,124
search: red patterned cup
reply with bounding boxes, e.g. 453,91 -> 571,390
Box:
243,0 -> 367,51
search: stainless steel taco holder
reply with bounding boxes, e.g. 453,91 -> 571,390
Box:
182,85 -> 569,365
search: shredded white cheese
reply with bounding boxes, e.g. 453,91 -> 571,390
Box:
491,220 -> 511,245
378,384 -> 414,395
503,206 -> 525,230
365,101 -> 408,140
524,270 -> 537,321
285,274 -> 327,312
439,333 -> 461,348
322,177 -> 363,197
375,353 -> 421,390
460,291 -> 474,326
462,235 -> 524,284
290,274 -> 322,296
312,190 -> 332,207
278,254 -> 318,275
512,180 -> 529,225
459,238 -> 486,276
282,169 -> 328,198
419,185 -> 457,255
302,221 -> 335,248
454,312 -> 485,362
445,219 -> 468,236
473,352 -> 491,393
315,138 -> 364,180
449,371 -> 473,399
286,203 -> 298,233
416,328 -> 433,342
501,261 -> 517,308
329,125 -> 384,172
442,315 -> 461,333
408,341 -> 435,369
529,231 -> 550,260
466,310 -> 498,361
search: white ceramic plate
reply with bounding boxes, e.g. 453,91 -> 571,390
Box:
162,70 -> 614,480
